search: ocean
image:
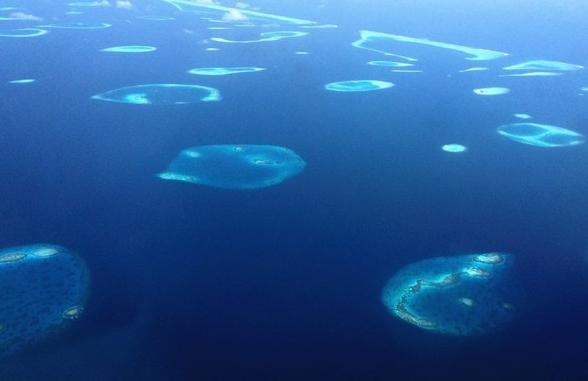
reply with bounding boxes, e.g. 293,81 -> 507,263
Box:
1,0 -> 588,380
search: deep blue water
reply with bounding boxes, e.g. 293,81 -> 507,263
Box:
1,1 -> 588,380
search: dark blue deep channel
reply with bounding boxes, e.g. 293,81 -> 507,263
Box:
1,0 -> 588,380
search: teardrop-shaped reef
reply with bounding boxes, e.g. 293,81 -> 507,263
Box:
158,145 -> 306,189
497,123 -> 585,147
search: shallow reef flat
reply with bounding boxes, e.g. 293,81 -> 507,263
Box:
442,144 -> 467,153
164,0 -> 315,26
210,31 -> 308,44
188,67 -> 266,76
353,30 -> 508,61
382,253 -> 521,336
503,60 -> 583,72
473,87 -> 510,95
497,123 -> 585,147
91,84 -> 221,105
101,45 -> 157,53
0,28 -> 48,37
0,244 -> 89,358
158,145 -> 306,189
39,21 -> 111,29
325,80 -> 394,92
368,60 -> 414,68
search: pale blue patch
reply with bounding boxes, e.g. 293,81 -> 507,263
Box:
91,84 -> 221,105
65,11 -> 84,15
300,24 -> 338,29
459,67 -> 489,72
382,253 -> 520,336
442,144 -> 467,153
352,30 -> 507,61
210,31 -> 307,44
9,79 -> 35,84
163,0 -> 315,26
0,244 -> 89,359
500,72 -> 563,77
0,28 -> 48,37
68,1 -> 107,6
368,60 -> 414,68
136,16 -> 175,21
205,47 -> 220,52
39,22 -> 111,29
503,60 -> 583,72
497,123 -> 585,148
325,80 -> 394,92
101,45 -> 157,53
473,87 -> 510,95
514,113 -> 532,120
582,87 -> 588,92
295,51 -> 310,55
188,67 -> 265,76
158,145 -> 306,190
391,69 -> 423,73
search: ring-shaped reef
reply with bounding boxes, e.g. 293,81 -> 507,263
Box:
0,28 -> 48,38
39,22 -> 111,29
503,60 -> 583,72
473,87 -> 510,96
325,80 -> 394,92
188,67 -> 266,76
497,123 -> 585,147
158,145 -> 306,189
442,144 -> 467,153
91,84 -> 221,105
382,252 -> 521,336
0,244 -> 89,358
101,45 -> 157,53
210,31 -> 308,44
352,30 -> 508,61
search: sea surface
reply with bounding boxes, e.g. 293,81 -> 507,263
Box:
1,1 -> 588,380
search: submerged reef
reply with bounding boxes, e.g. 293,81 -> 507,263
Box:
101,45 -> 157,53
0,244 -> 89,358
352,30 -> 507,61
442,144 -> 467,153
188,67 -> 266,76
368,60 -> 414,68
382,253 -> 521,336
210,31 -> 308,44
0,28 -> 48,38
91,84 -> 221,105
39,22 -> 111,29
164,0 -> 315,26
473,87 -> 510,95
158,145 -> 306,189
9,79 -> 35,84
324,80 -> 394,92
503,60 -> 583,72
500,72 -> 563,77
497,123 -> 585,147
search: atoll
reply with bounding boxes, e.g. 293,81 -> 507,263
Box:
158,145 -> 306,189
